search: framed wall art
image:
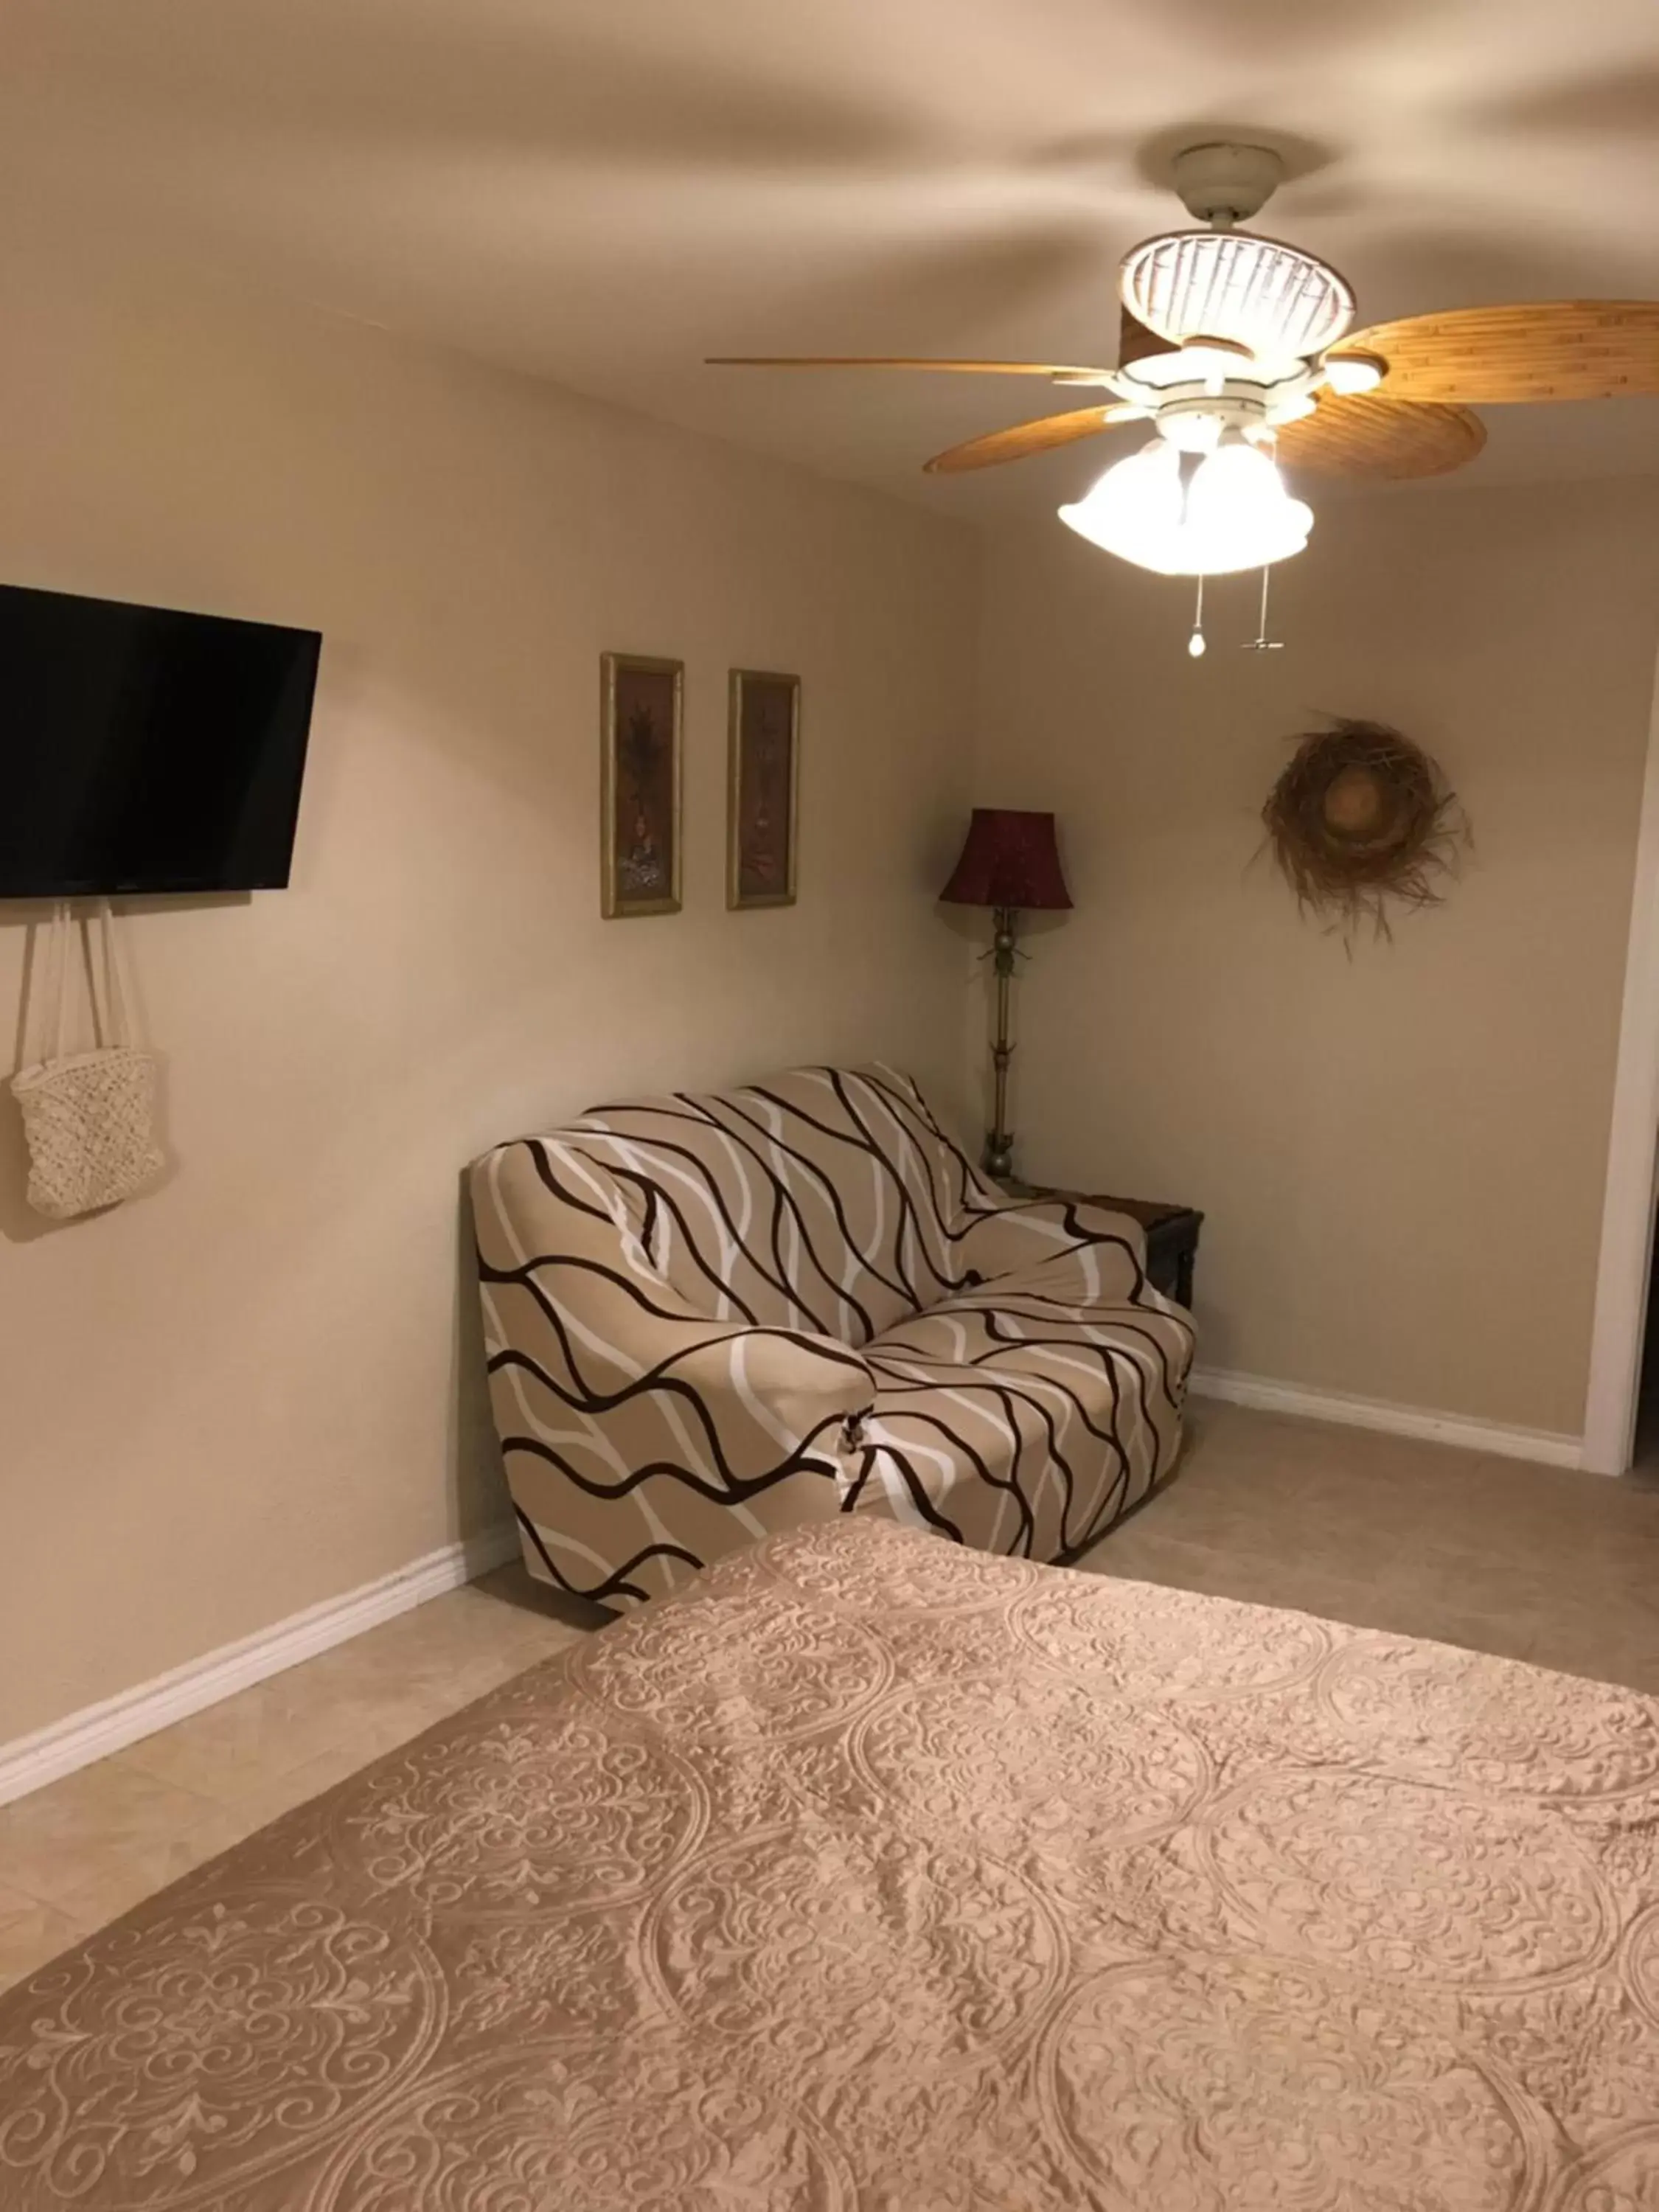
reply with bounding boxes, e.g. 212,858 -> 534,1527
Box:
726,668 -> 800,910
600,653 -> 682,918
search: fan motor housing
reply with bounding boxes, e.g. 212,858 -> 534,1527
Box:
1169,142 -> 1285,227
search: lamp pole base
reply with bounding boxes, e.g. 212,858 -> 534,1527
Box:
981,906 -> 1021,1184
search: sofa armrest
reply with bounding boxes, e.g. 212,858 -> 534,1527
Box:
953,1197 -> 1148,1294
664,1325 -> 873,1452
482,1239 -> 871,1409
473,1129 -> 875,1488
473,1131 -> 887,1621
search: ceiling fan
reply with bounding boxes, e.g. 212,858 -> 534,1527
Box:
710,142 -> 1659,633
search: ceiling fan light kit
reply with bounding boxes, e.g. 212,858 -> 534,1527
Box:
712,136 -> 1659,647
1059,436 -> 1312,577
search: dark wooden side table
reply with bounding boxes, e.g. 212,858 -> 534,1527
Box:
1001,1182 -> 1203,1307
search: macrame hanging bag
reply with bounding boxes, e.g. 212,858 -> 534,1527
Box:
10,901 -> 164,1220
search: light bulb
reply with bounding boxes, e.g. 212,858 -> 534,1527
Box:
1324,351 -> 1385,397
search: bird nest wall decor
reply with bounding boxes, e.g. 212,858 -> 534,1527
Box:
1262,717 -> 1470,940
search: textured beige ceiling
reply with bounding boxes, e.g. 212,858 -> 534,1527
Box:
4,0 -> 1658,515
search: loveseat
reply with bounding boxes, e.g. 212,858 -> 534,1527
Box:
471,1064 -> 1194,1604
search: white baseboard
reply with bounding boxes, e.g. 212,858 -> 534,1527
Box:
0,1522 -> 521,1810
1189,1366 -> 1585,1471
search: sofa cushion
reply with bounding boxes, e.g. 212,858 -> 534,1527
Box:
854,1221 -> 1187,1559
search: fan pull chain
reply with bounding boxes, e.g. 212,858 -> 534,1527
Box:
1243,565 -> 1285,653
1187,575 -> 1207,658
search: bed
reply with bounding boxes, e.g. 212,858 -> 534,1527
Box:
1,1517 -> 1655,2208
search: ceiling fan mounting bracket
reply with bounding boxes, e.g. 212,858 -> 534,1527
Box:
1169,142 -> 1285,229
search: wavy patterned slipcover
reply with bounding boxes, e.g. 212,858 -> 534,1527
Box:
471,1064 -> 1193,1604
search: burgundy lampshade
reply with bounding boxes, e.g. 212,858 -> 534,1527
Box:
939,808 -> 1072,911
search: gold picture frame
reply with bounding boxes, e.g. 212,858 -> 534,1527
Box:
601,653 -> 683,918
726,669 -> 800,910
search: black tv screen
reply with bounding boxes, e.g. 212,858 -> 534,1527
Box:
0,582 -> 321,897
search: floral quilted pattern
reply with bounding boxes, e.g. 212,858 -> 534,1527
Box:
0,1517 -> 1655,2209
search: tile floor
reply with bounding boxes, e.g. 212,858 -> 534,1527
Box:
0,1565 -> 591,1993
2,1397 -> 1656,1994
1093,1398 -> 1659,1691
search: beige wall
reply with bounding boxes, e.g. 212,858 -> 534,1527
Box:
8,223 -> 1658,1750
974,480 -> 1659,1438
0,239 -> 977,1742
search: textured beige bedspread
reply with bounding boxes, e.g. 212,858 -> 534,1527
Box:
2,1520 -> 1657,2210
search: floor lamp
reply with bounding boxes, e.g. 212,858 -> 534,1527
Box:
939,808 -> 1072,1180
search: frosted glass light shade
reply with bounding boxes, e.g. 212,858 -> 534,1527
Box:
1057,442 -> 1182,557
1183,445 -> 1312,573
1324,351 -> 1385,396
1058,438 -> 1312,577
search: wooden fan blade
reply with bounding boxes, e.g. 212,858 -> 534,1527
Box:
1345,301 -> 1659,404
1275,392 -> 1486,481
923,404 -> 1133,474
706,355 -> 1116,378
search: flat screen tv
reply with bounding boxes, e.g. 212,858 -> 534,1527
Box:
0,582 -> 322,897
